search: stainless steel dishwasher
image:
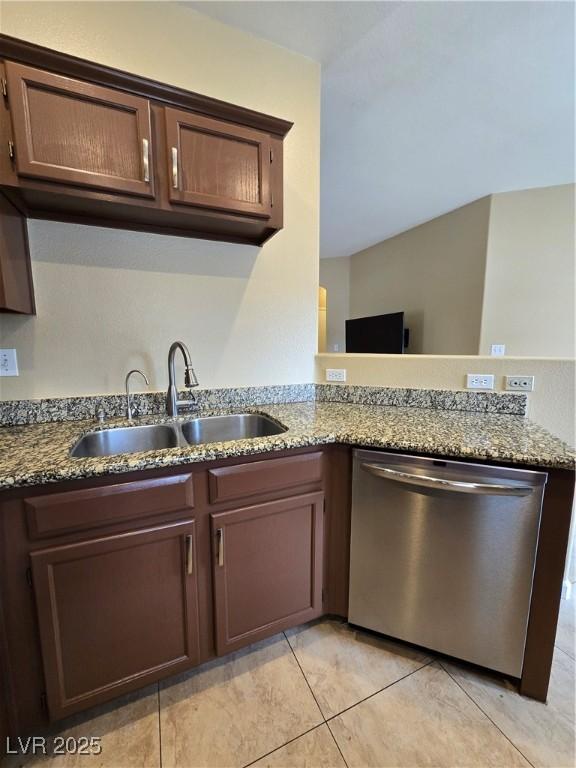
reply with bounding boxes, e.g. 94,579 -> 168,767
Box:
348,449 -> 547,677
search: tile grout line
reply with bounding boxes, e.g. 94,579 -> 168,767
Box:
324,718 -> 350,767
554,642 -> 575,662
327,726 -> 350,768
324,657 -> 436,724
323,656 -> 436,767
283,630 -> 439,766
156,682 -> 163,768
241,723 -> 331,768
283,631 -> 329,722
282,631 -> 350,768
438,661 -> 536,768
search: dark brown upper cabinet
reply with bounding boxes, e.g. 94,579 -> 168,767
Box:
5,62 -> 155,198
165,108 -> 272,219
0,34 -> 292,256
0,192 -> 35,313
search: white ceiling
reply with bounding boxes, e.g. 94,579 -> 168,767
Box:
186,1 -> 575,258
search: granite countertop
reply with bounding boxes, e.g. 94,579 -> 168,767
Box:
0,401 -> 574,490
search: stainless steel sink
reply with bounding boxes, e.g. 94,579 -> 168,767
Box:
70,424 -> 181,458
70,413 -> 287,457
181,413 -> 287,445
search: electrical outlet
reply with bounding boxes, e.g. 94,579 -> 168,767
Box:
466,373 -> 494,390
326,368 -> 347,382
490,344 -> 506,356
0,349 -> 18,376
505,375 -> 534,392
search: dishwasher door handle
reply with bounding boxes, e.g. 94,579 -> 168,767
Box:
360,463 -> 535,496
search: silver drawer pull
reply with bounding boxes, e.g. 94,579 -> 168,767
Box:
361,463 -> 534,497
142,138 -> 150,183
171,146 -> 178,189
216,528 -> 224,567
185,534 -> 193,575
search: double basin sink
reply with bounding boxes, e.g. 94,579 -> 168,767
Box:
71,413 -> 287,458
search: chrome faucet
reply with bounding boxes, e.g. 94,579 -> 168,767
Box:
125,369 -> 149,420
166,341 -> 199,417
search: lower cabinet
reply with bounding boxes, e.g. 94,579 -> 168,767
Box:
30,520 -> 200,720
6,451 -> 330,733
211,493 -> 325,654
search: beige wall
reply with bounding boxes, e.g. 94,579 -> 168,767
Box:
338,184 -> 575,358
316,353 -> 575,447
319,256 -> 350,352
480,184 -> 575,357
348,198 -> 491,355
0,1 -> 320,399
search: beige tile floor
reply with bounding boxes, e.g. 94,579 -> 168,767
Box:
9,598 -> 575,768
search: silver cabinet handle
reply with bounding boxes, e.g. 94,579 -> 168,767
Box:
171,146 -> 178,189
216,528 -> 224,567
360,463 -> 534,497
185,534 -> 193,576
142,138 -> 150,183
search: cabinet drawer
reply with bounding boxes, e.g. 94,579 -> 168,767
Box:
208,452 -> 323,504
25,474 -> 194,539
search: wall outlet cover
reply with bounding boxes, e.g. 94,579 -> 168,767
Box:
505,375 -> 535,392
490,344 -> 506,356
466,373 -> 495,390
326,368 -> 347,382
0,349 -> 18,377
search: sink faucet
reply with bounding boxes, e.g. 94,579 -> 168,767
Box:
166,341 -> 199,417
125,369 -> 150,420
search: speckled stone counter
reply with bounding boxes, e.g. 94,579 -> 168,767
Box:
0,383 -> 527,426
0,402 -> 573,490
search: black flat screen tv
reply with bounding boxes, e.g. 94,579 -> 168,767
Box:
346,312 -> 406,354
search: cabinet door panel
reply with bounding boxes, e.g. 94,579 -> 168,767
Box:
30,520 -> 199,720
211,493 -> 324,654
165,107 -> 271,218
6,62 -> 154,197
0,192 -> 35,314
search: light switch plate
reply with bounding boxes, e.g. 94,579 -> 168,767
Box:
0,349 -> 18,376
490,344 -> 506,356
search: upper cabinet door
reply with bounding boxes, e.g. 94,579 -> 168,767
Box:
5,62 -> 155,198
165,107 -> 272,218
